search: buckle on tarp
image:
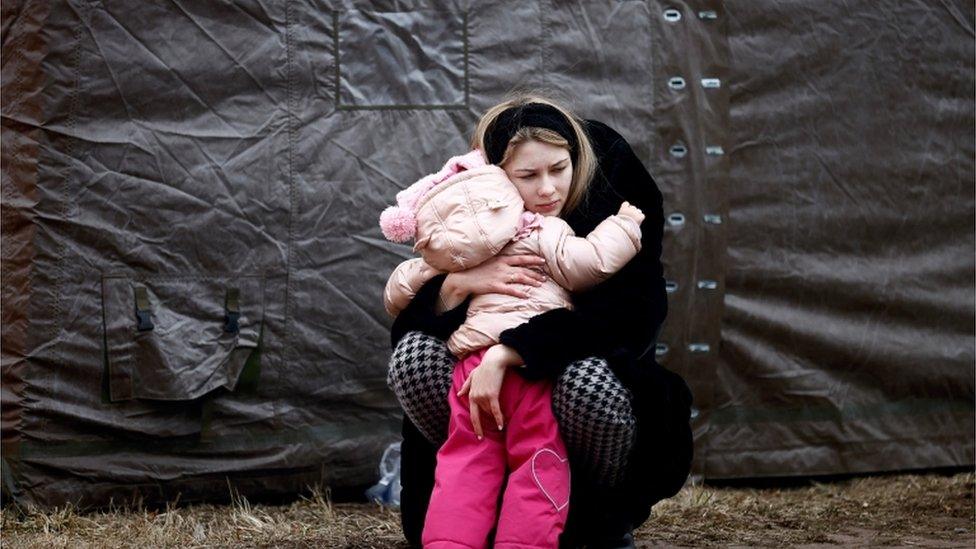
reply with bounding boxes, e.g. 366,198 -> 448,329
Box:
134,286 -> 154,331
224,288 -> 240,333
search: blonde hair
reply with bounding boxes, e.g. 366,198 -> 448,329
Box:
470,93 -> 596,216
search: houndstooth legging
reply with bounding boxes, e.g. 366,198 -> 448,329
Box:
387,331 -> 636,486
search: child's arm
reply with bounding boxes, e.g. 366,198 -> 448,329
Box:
539,202 -> 644,292
384,258 -> 445,318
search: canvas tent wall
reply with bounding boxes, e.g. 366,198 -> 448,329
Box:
2,0 -> 973,508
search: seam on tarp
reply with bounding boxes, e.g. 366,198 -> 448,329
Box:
336,104 -> 470,111
644,0 -> 660,209
707,431 -> 976,455
100,273 -> 270,281
700,0 -> 731,480
650,0 -> 731,478
652,0 -> 693,472
281,0 -> 297,429
6,4 -> 32,95
539,0 -> 548,88
703,435 -> 976,480
9,413 -> 401,459
463,9 -> 470,106
332,9 -> 340,111
1,0 -> 49,469
43,0 -> 87,435
709,398 -> 976,426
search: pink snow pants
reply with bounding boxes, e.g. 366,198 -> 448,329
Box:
422,348 -> 571,549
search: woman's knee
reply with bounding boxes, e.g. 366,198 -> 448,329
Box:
552,357 -> 635,428
387,331 -> 455,398
388,331 -> 456,445
552,357 -> 636,486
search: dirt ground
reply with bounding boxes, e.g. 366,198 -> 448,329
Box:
1,471 -> 972,548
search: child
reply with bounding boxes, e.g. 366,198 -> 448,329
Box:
380,148 -> 643,548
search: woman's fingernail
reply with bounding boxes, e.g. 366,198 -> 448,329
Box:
477,435 -> 483,441
498,425 -> 503,431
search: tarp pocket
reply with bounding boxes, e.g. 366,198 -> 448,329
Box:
101,275 -> 265,401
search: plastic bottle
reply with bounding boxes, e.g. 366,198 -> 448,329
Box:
364,441 -> 401,507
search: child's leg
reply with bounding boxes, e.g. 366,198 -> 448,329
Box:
493,378 -> 571,548
422,349 -> 506,549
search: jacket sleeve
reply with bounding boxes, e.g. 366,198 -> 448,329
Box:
539,215 -> 642,292
390,273 -> 471,348
499,123 -> 667,380
384,258 -> 444,318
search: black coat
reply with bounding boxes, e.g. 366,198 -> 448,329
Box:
390,120 -> 693,547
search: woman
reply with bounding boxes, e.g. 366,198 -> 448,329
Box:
387,94 -> 693,548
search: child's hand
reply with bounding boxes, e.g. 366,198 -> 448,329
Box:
617,201 -> 645,225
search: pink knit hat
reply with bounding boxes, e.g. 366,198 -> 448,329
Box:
379,149 -> 489,243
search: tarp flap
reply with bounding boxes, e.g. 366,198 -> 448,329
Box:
101,275 -> 264,401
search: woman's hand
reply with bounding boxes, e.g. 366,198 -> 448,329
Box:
457,344 -> 525,439
437,254 -> 547,312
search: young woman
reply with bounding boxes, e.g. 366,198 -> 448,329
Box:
387,94 -> 693,548
381,122 -> 646,546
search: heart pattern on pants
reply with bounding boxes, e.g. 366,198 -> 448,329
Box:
531,448 -> 570,511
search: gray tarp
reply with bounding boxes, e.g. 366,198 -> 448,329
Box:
1,0 -> 973,508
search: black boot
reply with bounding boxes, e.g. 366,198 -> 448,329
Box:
579,481 -> 637,548
587,527 -> 636,549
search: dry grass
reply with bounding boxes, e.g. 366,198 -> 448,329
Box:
642,471 -> 974,547
1,472 -> 972,548
1,486 -> 408,549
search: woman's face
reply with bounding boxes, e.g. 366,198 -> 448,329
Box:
503,139 -> 573,217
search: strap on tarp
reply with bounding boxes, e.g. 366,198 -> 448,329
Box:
235,324 -> 262,393
134,286 -> 154,331
224,288 -> 240,333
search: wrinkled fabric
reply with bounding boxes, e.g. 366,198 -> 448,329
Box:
1,0 -> 972,509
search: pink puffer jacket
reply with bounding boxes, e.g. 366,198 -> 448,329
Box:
411,163 -> 525,272
383,152 -> 642,357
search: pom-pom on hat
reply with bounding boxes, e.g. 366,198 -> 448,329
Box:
379,149 -> 525,272
379,149 -> 488,243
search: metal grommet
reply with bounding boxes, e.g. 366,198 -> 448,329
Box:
701,78 -> 721,89
698,10 -> 718,20
667,213 -> 686,226
697,279 -> 718,290
655,343 -> 669,357
668,76 -> 686,90
663,8 -> 681,22
703,214 -> 722,224
669,143 -> 688,158
665,280 -> 679,293
705,145 -> 725,156
688,343 -> 711,353
690,406 -> 700,419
